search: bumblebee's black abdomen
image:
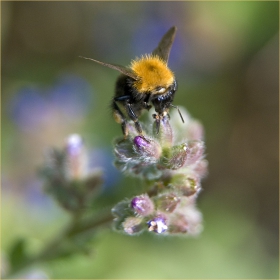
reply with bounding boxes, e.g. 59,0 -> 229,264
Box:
115,75 -> 132,98
113,75 -> 145,115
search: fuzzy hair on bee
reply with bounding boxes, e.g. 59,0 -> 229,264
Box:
130,55 -> 174,93
80,26 -> 184,138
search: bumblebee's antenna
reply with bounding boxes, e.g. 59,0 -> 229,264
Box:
171,104 -> 184,123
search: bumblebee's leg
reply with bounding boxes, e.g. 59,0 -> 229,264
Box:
143,94 -> 152,110
126,102 -> 143,135
114,95 -> 143,135
143,103 -> 152,110
112,99 -> 128,138
153,114 -> 161,134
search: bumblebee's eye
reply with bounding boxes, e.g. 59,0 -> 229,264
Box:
155,86 -> 166,94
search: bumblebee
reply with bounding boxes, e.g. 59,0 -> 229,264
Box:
81,26 -> 184,138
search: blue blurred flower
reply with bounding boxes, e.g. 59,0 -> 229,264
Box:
9,74 -> 93,132
50,75 -> 92,120
9,87 -> 49,131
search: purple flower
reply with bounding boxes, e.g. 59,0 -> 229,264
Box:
131,194 -> 154,216
147,215 -> 168,234
40,134 -> 104,212
134,136 -> 161,160
66,134 -> 84,157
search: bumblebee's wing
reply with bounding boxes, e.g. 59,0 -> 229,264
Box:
152,26 -> 177,63
79,56 -> 138,80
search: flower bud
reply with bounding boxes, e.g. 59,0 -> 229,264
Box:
66,134 -> 83,154
147,215 -> 168,234
112,199 -> 135,232
133,136 -> 161,160
131,194 -> 154,216
112,199 -> 134,220
168,213 -> 189,234
168,201 -> 203,235
178,176 -> 201,197
122,217 -> 144,235
114,138 -> 136,161
65,134 -> 87,180
184,140 -> 205,166
114,138 -> 138,173
169,143 -> 188,170
158,143 -> 188,170
156,193 -> 180,213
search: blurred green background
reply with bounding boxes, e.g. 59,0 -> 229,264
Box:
1,1 -> 279,279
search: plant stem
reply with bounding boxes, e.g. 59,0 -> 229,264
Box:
5,210 -> 113,279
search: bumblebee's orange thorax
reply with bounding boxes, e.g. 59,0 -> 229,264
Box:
130,55 -> 174,93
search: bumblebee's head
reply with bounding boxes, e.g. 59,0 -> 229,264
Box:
129,55 -> 174,94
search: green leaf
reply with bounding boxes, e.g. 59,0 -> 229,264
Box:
9,238 -> 29,270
